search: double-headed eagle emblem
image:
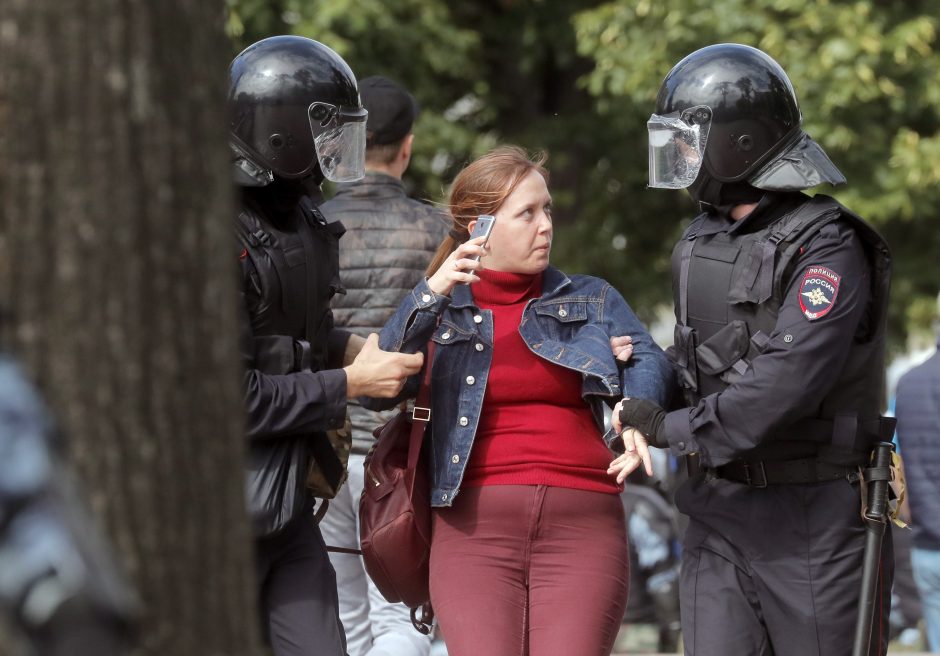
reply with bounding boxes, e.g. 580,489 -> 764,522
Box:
802,287 -> 831,307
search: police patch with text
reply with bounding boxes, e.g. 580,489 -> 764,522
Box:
799,266 -> 840,320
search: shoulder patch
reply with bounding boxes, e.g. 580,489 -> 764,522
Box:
799,265 -> 840,320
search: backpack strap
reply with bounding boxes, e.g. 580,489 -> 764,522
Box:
773,196 -> 843,296
295,199 -> 325,345
236,207 -> 291,313
676,213 -> 708,326
730,196 -> 843,305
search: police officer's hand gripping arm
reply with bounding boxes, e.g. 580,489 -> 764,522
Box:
344,333 -> 423,398
240,297 -> 423,439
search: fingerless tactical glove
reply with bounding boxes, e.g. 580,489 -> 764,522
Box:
618,398 -> 667,448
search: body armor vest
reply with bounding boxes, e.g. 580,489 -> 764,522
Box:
670,195 -> 893,463
237,196 -> 345,374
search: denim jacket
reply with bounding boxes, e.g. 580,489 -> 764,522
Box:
374,266 -> 674,507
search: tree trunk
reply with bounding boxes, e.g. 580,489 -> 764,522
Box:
0,1 -> 261,654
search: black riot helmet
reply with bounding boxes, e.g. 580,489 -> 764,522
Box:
228,36 -> 367,186
648,44 -> 844,206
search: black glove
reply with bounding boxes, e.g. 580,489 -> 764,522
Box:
618,398 -> 666,448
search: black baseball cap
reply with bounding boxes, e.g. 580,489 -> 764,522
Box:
359,76 -> 420,146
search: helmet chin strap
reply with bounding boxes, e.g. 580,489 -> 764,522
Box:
305,163 -> 325,187
688,172 -> 764,213
231,144 -> 275,187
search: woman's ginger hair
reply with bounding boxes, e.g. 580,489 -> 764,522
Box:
426,146 -> 548,276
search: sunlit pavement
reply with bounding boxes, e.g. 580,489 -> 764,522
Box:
431,622 -> 935,654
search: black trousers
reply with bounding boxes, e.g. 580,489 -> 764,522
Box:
676,475 -> 893,656
256,508 -> 347,656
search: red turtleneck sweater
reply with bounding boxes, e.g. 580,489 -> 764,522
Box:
461,269 -> 622,494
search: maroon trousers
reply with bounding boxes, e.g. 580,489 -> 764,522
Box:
429,485 -> 629,656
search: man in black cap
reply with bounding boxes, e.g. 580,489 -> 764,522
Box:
318,75 -> 444,656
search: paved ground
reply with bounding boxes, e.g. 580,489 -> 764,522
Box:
432,623 -> 935,654
609,622 -> 934,655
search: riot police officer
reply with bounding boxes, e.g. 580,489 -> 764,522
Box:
228,36 -> 423,656
612,44 -> 895,655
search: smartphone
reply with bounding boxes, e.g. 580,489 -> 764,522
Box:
468,214 -> 496,262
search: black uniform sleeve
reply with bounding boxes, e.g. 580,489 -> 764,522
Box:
327,328 -> 353,370
661,220 -> 872,467
239,291 -> 347,441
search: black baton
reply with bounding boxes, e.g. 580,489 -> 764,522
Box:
852,441 -> 894,656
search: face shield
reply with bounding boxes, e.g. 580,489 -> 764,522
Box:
647,106 -> 712,189
309,102 -> 368,183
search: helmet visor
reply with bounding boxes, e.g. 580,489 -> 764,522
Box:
647,106 -> 711,189
309,103 -> 368,182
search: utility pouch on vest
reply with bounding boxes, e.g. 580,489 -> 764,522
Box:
252,335 -> 312,377
252,335 -> 299,374
695,320 -> 750,386
672,324 -> 699,397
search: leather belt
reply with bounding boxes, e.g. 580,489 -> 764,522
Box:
712,457 -> 860,488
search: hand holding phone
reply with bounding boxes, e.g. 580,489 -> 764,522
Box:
468,214 -> 496,262
428,215 -> 493,295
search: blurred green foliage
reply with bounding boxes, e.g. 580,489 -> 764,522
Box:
224,0 -> 940,351
575,0 -> 940,349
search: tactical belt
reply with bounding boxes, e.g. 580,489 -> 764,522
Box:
712,457 -> 860,488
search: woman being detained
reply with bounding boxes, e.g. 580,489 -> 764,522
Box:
371,145 -> 674,656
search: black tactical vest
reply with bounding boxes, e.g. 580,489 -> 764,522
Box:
670,194 -> 893,463
237,195 -> 345,375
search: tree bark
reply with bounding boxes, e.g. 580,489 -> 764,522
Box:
0,1 -> 261,654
